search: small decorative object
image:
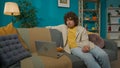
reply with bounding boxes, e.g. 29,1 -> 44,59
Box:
119,35 -> 120,39
83,2 -> 88,9
58,0 -> 70,8
119,19 -> 120,24
85,24 -> 88,30
108,26 -> 111,32
92,16 -> 97,21
108,12 -> 111,23
119,26 -> 120,31
95,23 -> 98,29
115,10 -> 120,15
92,27 -> 96,30
110,4 -> 113,7
92,12 -> 97,21
118,5 -> 120,8
84,17 -> 90,20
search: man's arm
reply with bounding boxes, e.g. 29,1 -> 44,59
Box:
76,27 -> 94,52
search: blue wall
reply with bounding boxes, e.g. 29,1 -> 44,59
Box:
0,0 -> 106,38
0,0 -> 78,27
1,0 -> 120,38
32,0 -> 78,27
100,0 -> 107,38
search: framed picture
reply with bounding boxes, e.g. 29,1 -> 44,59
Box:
58,0 -> 70,8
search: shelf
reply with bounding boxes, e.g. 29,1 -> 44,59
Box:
107,32 -> 120,40
83,0 -> 98,2
79,0 -> 100,35
84,20 -> 98,22
110,15 -> 120,17
108,7 -> 120,10
88,29 -> 99,32
108,24 -> 120,25
108,31 -> 120,33
107,6 -> 120,44
109,39 -> 120,40
83,9 -> 98,12
79,9 -> 98,12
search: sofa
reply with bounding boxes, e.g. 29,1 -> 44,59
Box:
0,23 -> 118,68
16,27 -> 118,68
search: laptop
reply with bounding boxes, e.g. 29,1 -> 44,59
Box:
35,41 -> 63,59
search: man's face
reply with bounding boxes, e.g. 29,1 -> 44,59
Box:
66,18 -> 75,28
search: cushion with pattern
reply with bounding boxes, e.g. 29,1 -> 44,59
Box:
0,34 -> 31,67
88,34 -> 104,48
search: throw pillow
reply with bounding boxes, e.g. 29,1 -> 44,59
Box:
88,33 -> 104,48
0,34 -> 31,67
0,23 -> 28,49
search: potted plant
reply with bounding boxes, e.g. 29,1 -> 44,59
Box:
14,0 -> 38,28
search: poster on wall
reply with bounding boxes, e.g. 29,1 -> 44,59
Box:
58,0 -> 70,8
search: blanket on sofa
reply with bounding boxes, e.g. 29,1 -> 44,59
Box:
29,28 -> 52,53
39,54 -> 72,68
21,53 -> 72,68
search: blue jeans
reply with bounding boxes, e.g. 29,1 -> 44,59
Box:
71,46 -> 111,68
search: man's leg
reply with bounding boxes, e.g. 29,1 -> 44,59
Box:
90,46 -> 111,68
71,47 -> 101,68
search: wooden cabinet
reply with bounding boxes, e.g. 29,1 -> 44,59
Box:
107,7 -> 120,47
78,0 -> 100,34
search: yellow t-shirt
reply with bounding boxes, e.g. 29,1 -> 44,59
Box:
67,27 -> 77,48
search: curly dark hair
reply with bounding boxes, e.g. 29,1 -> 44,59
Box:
64,11 -> 78,26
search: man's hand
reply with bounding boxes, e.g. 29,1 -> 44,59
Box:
82,46 -> 90,53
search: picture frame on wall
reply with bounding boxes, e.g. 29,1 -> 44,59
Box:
58,0 -> 70,8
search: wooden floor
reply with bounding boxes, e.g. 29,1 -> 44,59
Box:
111,48 -> 120,68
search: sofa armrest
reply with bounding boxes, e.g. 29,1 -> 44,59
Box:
103,39 -> 118,61
103,39 -> 118,50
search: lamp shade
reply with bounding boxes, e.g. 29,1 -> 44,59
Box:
4,2 -> 20,16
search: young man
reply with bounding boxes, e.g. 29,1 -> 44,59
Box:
47,11 -> 111,68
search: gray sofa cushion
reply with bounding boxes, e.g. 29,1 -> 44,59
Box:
49,29 -> 63,47
103,39 -> 118,61
0,34 -> 31,68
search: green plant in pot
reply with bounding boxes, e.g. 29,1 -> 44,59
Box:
14,0 -> 38,28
